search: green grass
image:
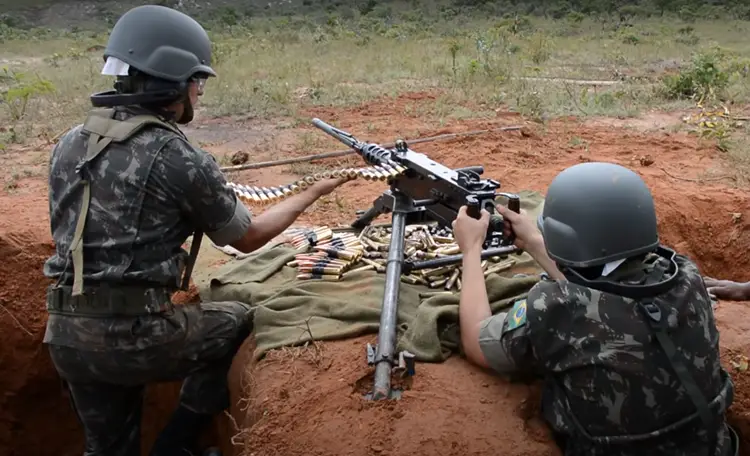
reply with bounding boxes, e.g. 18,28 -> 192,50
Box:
2,14 -> 750,159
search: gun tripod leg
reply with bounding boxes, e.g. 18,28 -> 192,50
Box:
351,194 -> 390,229
368,191 -> 412,401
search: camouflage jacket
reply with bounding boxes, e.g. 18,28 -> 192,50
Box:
478,254 -> 733,456
44,107 -> 252,289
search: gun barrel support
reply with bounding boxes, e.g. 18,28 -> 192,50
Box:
371,192 -> 410,400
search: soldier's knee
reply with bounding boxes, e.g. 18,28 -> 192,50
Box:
200,301 -> 252,318
199,301 -> 254,337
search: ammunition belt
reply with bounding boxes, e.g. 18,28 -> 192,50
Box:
46,285 -> 174,317
226,165 -> 406,205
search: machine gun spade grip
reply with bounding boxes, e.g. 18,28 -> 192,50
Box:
465,194 -> 483,219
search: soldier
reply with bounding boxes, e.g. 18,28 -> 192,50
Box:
703,277 -> 750,301
452,162 -> 737,456
42,5 -> 349,456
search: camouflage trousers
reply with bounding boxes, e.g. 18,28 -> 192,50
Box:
46,301 -> 253,456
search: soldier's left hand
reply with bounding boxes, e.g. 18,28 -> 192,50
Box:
452,205 -> 490,253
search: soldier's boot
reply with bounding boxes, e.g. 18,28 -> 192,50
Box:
149,404 -> 214,456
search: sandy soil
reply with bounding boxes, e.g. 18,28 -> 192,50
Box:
0,91 -> 748,456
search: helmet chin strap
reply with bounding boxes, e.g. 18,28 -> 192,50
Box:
176,91 -> 194,124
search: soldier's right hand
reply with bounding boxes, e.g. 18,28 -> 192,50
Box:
495,204 -> 544,254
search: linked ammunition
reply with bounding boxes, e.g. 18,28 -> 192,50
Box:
228,164 -> 408,207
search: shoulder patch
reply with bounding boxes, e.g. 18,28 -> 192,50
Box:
505,299 -> 527,332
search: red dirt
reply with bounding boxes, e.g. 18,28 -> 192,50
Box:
232,335 -> 560,456
0,91 -> 749,456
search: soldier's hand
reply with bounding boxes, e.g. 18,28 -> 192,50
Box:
495,204 -> 543,253
703,277 -> 750,301
311,176 -> 350,196
452,206 -> 490,253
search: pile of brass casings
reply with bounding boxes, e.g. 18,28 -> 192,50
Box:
227,164 -> 406,206
283,224 -> 516,291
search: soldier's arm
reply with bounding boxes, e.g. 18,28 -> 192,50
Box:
164,139 -> 340,253
476,285 -> 548,376
229,182 -> 340,254
476,308 -> 536,375
158,138 -> 253,248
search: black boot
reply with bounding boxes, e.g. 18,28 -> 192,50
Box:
202,447 -> 222,456
150,404 -> 214,456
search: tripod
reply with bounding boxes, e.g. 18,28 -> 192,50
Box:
352,188 -> 518,400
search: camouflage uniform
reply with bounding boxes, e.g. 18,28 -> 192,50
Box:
43,107 -> 254,456
478,254 -> 734,456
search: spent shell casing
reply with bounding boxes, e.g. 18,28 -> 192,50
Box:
360,258 -> 386,273
445,268 -> 461,290
304,176 -> 316,185
313,173 -> 323,181
436,245 -> 460,255
484,260 -> 516,277
343,264 -> 376,277
401,275 -> 420,285
429,278 -> 448,288
323,171 -> 333,179
424,265 -> 455,278
457,277 -> 462,290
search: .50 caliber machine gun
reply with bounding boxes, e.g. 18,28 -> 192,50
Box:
311,118 -> 521,400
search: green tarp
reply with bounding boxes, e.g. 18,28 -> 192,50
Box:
203,191 -> 546,362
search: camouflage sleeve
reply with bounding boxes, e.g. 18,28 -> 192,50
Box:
478,297 -> 537,375
157,138 -> 252,246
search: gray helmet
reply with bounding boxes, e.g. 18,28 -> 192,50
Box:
537,162 -> 659,269
103,5 -> 216,82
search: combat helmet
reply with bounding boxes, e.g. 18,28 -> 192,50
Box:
538,162 -> 660,268
90,4 -> 215,119
538,162 -> 678,297
102,4 -> 215,82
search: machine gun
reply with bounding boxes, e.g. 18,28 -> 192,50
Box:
311,118 -> 521,400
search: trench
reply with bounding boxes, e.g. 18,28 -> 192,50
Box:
1,183 -> 749,456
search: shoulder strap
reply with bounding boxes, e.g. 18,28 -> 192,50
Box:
69,108 -> 197,296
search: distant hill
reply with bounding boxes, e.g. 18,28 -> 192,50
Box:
2,0 -> 750,31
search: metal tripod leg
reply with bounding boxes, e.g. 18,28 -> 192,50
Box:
368,191 -> 411,400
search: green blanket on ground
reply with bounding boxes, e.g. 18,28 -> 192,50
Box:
204,191 -> 546,362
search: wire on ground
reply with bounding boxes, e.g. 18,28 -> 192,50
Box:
219,125 -> 524,172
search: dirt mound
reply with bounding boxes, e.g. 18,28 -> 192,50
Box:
231,335 -> 559,456
0,231 -> 82,456
0,229 -> 212,456
0,94 -> 749,456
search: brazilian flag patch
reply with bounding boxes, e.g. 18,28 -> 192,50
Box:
505,299 -> 527,332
